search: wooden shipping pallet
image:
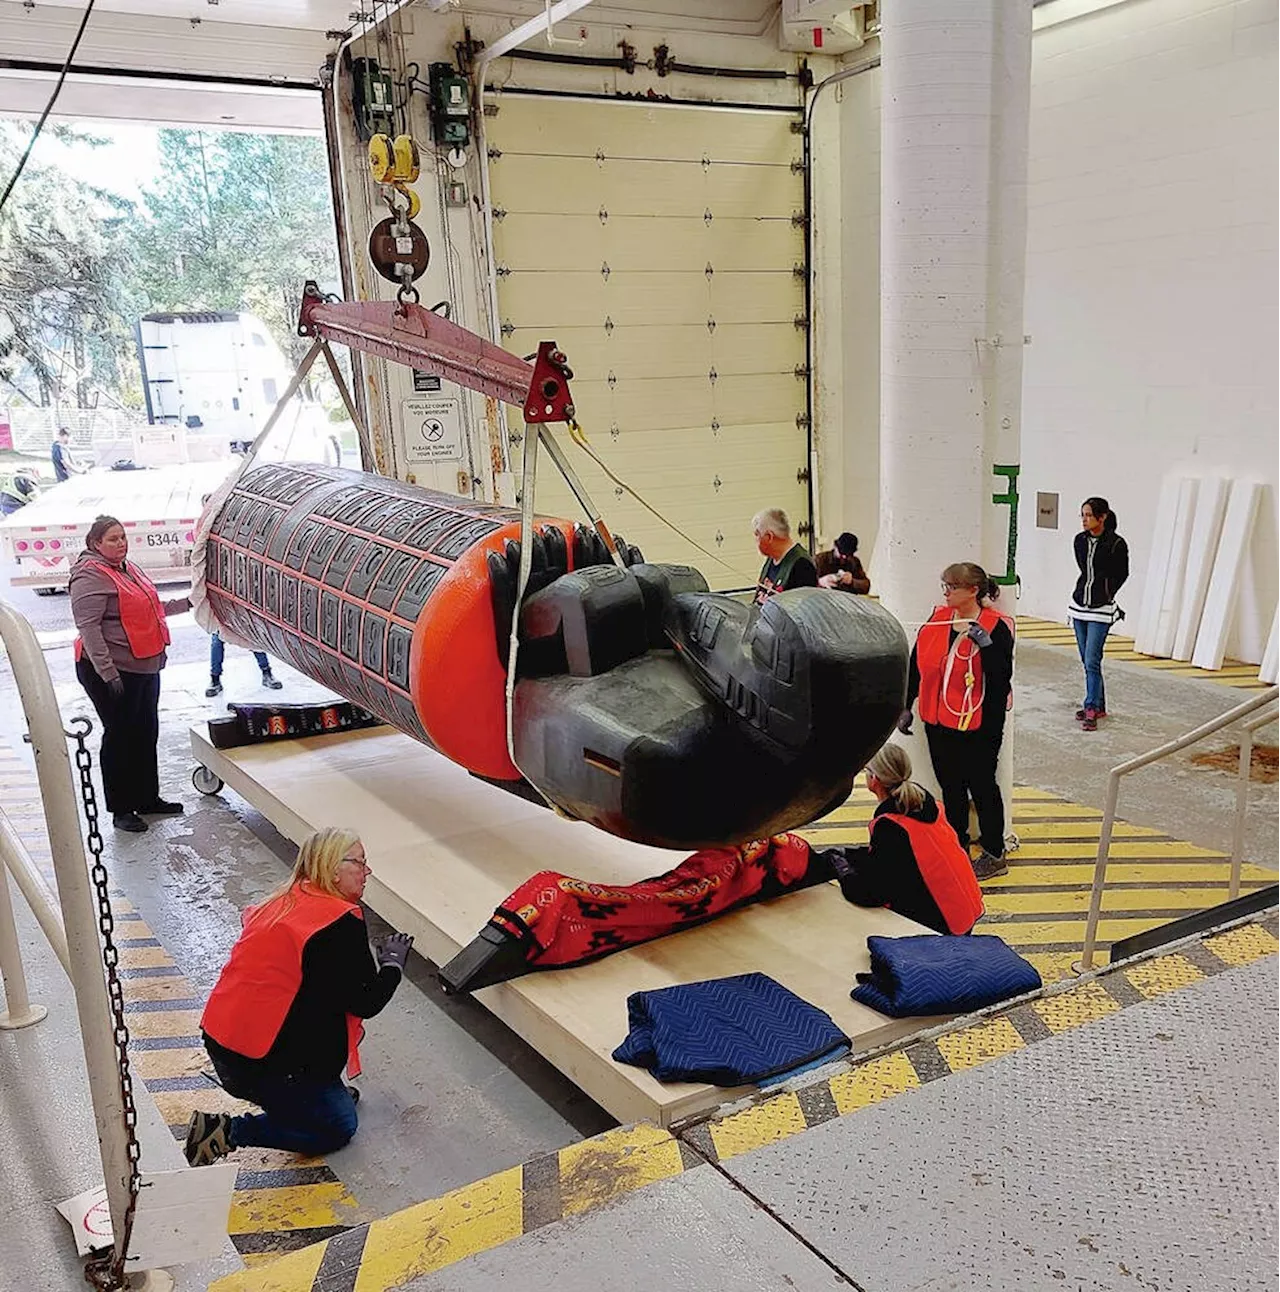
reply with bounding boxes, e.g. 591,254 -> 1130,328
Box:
190,724 -> 942,1127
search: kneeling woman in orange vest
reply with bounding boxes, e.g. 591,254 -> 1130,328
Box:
827,743 -> 984,935
898,562 -> 1014,882
69,514 -> 192,834
184,828 -> 413,1166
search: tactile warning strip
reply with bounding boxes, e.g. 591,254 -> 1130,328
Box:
0,745 -> 365,1269
1014,615 -> 1272,690
206,914 -> 1278,1292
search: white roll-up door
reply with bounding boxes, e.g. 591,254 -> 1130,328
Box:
487,94 -> 808,586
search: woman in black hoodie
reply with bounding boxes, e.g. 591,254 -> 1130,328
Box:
1068,497 -> 1129,731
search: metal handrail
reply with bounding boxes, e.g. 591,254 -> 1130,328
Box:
0,810 -> 70,974
0,599 -> 134,1269
0,860 -> 46,1029
1078,685 -> 1280,970
1230,701 -> 1279,900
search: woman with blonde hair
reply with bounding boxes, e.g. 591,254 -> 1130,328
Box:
185,828 -> 413,1166
898,560 -> 1014,880
825,743 -> 984,935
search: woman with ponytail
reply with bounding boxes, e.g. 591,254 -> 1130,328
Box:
898,561 -> 1014,880
825,743 -> 984,935
1069,497 -> 1129,731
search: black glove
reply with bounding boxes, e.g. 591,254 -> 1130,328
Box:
896,708 -> 913,735
376,931 -> 413,972
107,677 -> 125,701
967,621 -> 993,649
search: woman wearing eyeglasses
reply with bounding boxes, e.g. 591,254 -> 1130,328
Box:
897,562 -> 1014,882
184,828 -> 414,1165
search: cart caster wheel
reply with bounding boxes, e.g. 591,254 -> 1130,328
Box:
192,766 -> 224,796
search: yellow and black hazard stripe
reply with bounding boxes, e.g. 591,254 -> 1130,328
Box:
1014,615 -> 1272,690
801,784 -> 1278,983
0,745 -> 365,1269
208,914 -> 1279,1292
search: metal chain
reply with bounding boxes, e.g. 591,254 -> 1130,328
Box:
70,716 -> 143,1292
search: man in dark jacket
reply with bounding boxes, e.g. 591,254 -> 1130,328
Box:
752,507 -> 817,605
816,531 -> 871,594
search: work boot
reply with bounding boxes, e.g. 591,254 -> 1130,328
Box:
972,850 -> 1009,881
112,812 -> 147,833
140,799 -> 184,816
205,677 -> 223,698
185,1111 -> 232,1167
261,670 -> 283,691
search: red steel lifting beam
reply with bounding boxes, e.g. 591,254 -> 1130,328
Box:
297,283 -> 575,424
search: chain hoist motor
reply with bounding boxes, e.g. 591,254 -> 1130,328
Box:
427,62 -> 471,150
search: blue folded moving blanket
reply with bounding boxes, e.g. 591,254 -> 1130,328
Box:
613,972 -> 850,1086
851,934 -> 1042,1018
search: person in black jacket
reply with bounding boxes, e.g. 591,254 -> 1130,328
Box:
185,828 -> 412,1165
824,743 -> 983,934
1068,497 -> 1129,731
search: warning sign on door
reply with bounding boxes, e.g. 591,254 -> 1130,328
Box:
402,397 -> 463,463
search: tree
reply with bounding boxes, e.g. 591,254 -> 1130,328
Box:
0,123 -> 140,411
133,130 -> 342,367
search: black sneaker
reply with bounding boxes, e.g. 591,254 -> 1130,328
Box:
261,671 -> 283,691
140,799 -> 184,816
972,850 -> 1009,881
205,678 -> 223,698
113,812 -> 148,833
185,1110 -> 232,1166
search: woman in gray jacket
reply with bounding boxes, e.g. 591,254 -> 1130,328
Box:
69,515 -> 192,833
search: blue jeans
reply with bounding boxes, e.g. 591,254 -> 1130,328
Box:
1072,617 -> 1110,713
210,632 -> 270,679
209,1048 -> 358,1156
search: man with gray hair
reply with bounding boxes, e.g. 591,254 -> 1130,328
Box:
752,507 -> 817,605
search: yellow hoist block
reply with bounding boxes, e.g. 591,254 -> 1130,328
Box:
392,132 -> 421,183
391,182 -> 422,220
368,132 -> 421,185
368,132 -> 396,183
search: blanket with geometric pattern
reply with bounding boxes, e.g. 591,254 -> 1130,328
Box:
612,971 -> 850,1086
851,934 -> 1042,1018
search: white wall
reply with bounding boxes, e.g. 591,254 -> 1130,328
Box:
1018,0 -> 1278,661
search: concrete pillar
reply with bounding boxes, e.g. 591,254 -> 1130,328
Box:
875,0 -> 1032,833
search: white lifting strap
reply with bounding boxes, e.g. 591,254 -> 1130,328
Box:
504,423 -> 539,775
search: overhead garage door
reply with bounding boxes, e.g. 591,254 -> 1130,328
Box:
487,95 -> 808,587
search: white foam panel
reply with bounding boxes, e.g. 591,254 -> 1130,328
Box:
1260,610 -> 1278,685
1192,480 -> 1262,671
1172,477 -> 1229,661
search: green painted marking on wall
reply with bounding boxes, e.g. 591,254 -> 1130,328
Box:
992,463 -> 1020,586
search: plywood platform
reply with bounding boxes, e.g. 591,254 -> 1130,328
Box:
190,724 -> 943,1127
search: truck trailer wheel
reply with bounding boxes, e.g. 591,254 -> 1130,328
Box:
192,766 -> 224,796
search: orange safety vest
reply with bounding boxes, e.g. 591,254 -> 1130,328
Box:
201,883 -> 367,1078
872,810 -> 984,935
915,605 -> 1002,732
73,558 -> 170,665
